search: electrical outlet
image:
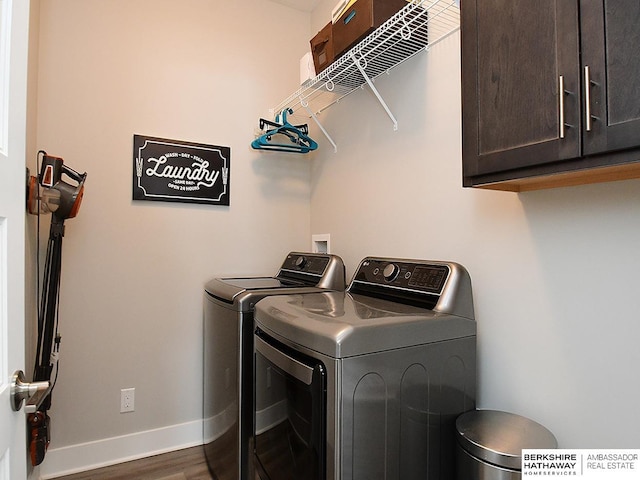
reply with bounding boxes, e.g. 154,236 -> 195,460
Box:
120,388 -> 135,413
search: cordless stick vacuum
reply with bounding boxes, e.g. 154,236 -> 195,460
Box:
26,152 -> 87,466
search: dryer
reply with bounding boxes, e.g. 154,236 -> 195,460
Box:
253,256 -> 476,480
203,252 -> 345,480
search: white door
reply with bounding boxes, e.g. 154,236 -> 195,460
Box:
0,0 -> 30,478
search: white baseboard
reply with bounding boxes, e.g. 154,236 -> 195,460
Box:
38,419 -> 203,479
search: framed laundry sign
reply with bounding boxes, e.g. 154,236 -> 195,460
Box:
133,134 -> 230,206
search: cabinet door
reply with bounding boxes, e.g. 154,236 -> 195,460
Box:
462,0 -> 581,179
581,0 -> 640,156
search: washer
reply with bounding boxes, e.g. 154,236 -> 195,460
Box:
203,252 -> 345,480
253,256 -> 477,480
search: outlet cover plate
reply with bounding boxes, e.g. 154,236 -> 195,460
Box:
120,388 -> 135,413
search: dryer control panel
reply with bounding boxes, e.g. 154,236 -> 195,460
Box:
352,258 -> 450,294
348,257 -> 474,319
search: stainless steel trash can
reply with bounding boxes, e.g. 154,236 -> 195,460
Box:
455,410 -> 557,480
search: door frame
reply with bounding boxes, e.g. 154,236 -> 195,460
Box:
0,0 -> 31,478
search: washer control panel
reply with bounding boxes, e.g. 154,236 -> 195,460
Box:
280,253 -> 330,275
276,252 -> 346,290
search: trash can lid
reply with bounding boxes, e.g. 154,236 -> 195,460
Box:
456,410 -> 557,470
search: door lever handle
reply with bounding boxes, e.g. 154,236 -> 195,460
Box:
10,370 -> 50,413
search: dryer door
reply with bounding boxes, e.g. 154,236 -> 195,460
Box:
253,329 -> 326,480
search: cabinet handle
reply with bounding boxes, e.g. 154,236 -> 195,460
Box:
559,75 -> 566,139
584,66 -> 592,132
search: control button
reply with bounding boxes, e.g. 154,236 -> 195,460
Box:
383,263 -> 399,281
295,256 -> 307,269
404,271 -> 412,280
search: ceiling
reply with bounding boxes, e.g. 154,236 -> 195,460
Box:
268,0 -> 321,12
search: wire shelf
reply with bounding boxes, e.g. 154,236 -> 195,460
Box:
272,0 -> 460,121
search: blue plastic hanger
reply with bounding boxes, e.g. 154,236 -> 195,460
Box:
251,108 -> 318,154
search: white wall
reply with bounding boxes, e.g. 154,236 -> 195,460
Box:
309,3 -> 640,448
34,1 -> 312,477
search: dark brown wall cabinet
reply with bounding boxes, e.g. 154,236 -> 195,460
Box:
461,0 -> 640,191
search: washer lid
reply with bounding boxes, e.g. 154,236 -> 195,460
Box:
254,291 -> 476,358
205,276 -> 297,302
204,252 -> 346,304
456,410 -> 558,470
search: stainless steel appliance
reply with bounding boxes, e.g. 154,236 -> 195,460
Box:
253,256 -> 477,480
455,410 -> 557,480
203,252 -> 345,480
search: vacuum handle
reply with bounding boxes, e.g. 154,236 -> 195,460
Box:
62,163 -> 87,185
40,154 -> 86,187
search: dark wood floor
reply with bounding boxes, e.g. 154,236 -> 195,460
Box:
54,446 -> 213,480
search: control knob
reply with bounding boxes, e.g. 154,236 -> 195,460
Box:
382,263 -> 399,281
295,256 -> 307,269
